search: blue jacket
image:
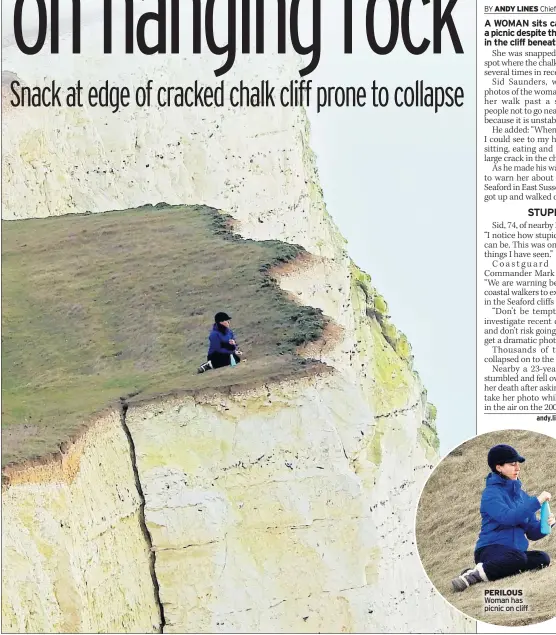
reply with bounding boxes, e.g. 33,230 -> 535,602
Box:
207,324 -> 237,356
475,472 -> 543,552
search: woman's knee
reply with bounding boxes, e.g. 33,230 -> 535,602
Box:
539,551 -> 551,568
527,550 -> 550,571
513,550 -> 529,570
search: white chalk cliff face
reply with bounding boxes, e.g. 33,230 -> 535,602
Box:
2,22 -> 471,633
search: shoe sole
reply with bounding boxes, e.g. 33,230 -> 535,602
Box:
452,576 -> 470,592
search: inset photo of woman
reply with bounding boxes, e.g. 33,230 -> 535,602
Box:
416,430 -> 556,627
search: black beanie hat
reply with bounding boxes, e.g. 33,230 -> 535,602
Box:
214,311 -> 231,323
487,444 -> 525,472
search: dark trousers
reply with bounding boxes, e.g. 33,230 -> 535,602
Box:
208,352 -> 241,369
475,544 -> 550,581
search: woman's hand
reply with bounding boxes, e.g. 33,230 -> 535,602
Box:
538,491 -> 552,504
229,339 -> 236,346
548,513 -> 556,527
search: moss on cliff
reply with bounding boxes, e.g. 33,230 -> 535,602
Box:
347,263 -> 417,414
2,204 -> 326,466
417,403 -> 440,460
349,263 -> 415,368
366,319 -> 415,414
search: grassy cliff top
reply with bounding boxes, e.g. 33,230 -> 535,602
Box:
2,204 -> 326,467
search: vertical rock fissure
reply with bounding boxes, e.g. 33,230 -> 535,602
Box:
119,401 -> 166,633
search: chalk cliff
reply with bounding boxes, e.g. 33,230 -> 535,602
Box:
2,35 -> 470,633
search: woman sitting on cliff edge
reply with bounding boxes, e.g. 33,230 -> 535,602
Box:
198,312 -> 243,373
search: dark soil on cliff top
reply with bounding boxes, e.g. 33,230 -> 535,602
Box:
2,204 -> 326,467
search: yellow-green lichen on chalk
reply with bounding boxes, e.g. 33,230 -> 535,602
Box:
350,264 -> 373,303
379,319 -> 398,348
426,403 -> 438,426
366,318 -> 414,414
418,422 -> 440,461
349,263 -> 416,371
367,420 -> 386,466
373,293 -> 388,317
348,263 -> 414,412
394,333 -> 413,366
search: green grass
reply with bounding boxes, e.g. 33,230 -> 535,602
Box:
2,204 -> 326,467
416,430 -> 556,627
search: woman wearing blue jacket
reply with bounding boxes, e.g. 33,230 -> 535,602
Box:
452,444 -> 554,592
198,311 -> 242,373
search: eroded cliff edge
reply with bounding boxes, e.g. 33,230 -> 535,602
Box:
2,47 -> 469,632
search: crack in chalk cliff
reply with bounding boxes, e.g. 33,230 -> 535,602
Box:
119,400 -> 166,633
373,400 -> 421,420
209,582 -> 378,619
150,539 -> 220,553
151,514 -> 372,557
